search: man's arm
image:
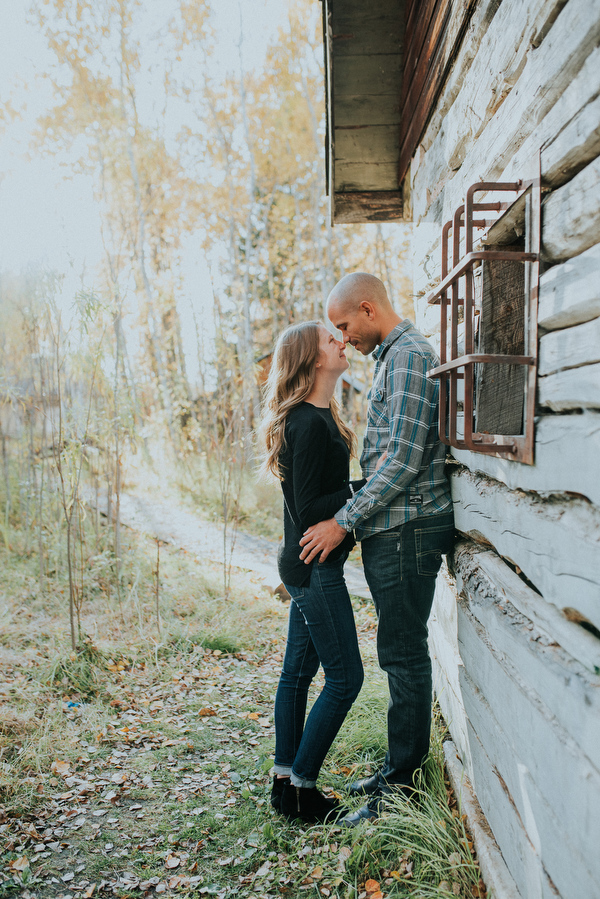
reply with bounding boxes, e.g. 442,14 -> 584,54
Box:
335,351 -> 436,531
299,453 -> 388,564
299,517 -> 347,564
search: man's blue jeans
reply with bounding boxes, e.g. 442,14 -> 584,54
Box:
273,556 -> 364,788
360,509 -> 455,788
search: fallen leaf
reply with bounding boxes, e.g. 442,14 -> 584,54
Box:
168,875 -> 190,888
82,885 -> 96,898
8,857 -> 29,873
198,708 -> 217,717
311,866 -> 323,879
365,880 -> 380,894
165,854 -> 181,869
51,760 -> 71,777
247,712 -> 260,720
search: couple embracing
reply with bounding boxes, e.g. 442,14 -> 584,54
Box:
260,272 -> 454,827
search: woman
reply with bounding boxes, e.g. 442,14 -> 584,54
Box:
261,321 -> 366,824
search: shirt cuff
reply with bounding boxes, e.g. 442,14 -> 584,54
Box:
335,507 -> 352,532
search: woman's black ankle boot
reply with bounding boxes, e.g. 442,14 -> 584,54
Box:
279,783 -> 344,824
270,776 -> 290,811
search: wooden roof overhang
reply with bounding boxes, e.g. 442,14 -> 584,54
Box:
321,0 -> 478,225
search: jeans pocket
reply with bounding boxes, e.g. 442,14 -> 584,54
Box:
414,525 -> 455,577
285,584 -> 305,601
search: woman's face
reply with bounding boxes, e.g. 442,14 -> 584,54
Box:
316,324 -> 349,375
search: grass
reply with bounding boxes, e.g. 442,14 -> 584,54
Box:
173,456 -> 285,543
0,472 -> 485,899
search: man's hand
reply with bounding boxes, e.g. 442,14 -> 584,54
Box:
299,518 -> 347,564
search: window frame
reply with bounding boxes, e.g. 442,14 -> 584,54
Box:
426,177 -> 541,464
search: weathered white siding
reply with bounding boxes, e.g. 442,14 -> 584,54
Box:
411,1 -> 600,896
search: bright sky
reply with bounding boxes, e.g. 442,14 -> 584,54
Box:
0,0 -> 292,381
0,0 -> 290,274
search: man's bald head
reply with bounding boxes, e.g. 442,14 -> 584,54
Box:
326,272 -> 402,355
326,272 -> 392,317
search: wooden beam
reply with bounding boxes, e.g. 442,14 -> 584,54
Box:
333,54 -> 402,97
451,411 -> 600,506
454,542 -> 600,769
334,124 -> 400,163
542,154 -> 600,263
332,190 -> 404,224
541,93 -> 600,188
538,313 -> 600,376
334,163 -> 401,193
456,590 -> 600,898
331,9 -> 403,57
451,467 -> 600,639
538,242 -> 600,332
326,0 -> 404,201
333,94 -> 402,128
413,0 -> 600,223
398,0 -> 478,183
430,566 -> 473,772
443,741 -> 522,899
538,362 -> 600,411
460,660 -> 599,899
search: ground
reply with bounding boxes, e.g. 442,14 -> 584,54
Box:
0,492 -> 485,899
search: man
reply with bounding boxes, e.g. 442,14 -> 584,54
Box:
299,272 -> 454,825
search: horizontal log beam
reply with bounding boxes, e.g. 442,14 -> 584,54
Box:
332,190 -> 404,224
538,242 -> 600,332
542,154 -> 600,263
541,93 -> 600,188
451,467 -> 600,639
538,362 -> 600,411
454,541 -> 600,767
538,313 -> 600,376
451,411 -> 600,506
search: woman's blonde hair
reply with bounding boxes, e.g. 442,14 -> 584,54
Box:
260,321 -> 356,480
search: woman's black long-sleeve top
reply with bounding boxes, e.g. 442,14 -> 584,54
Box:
277,402 -> 366,588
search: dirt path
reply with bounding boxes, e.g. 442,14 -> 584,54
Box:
107,491 -> 371,600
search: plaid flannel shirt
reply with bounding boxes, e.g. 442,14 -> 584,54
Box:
335,320 -> 452,540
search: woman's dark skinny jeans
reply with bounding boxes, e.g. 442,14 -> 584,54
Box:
273,555 -> 364,788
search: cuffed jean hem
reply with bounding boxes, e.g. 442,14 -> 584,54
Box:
291,771 -> 317,789
272,764 -> 292,777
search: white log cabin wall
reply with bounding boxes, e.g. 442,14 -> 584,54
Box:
407,1 -> 600,897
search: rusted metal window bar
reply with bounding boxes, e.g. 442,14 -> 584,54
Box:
426,181 -> 540,463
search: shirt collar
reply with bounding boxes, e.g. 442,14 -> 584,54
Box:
373,320 -> 410,361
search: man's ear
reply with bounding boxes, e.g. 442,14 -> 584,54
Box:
359,300 -> 375,319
